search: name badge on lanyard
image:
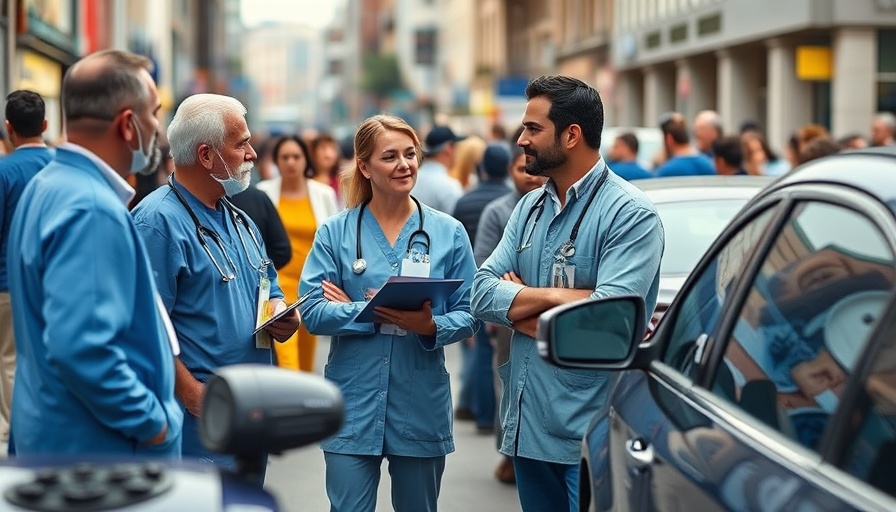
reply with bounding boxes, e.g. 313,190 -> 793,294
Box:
255,275 -> 273,348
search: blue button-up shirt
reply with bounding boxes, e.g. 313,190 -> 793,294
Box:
471,158 -> 664,464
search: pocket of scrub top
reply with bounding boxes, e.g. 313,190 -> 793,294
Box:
324,363 -> 360,438
542,368 -> 609,440
402,369 -> 452,442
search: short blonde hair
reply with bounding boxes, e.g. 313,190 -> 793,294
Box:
340,115 -> 422,208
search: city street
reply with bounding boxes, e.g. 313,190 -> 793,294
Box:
264,338 -> 521,512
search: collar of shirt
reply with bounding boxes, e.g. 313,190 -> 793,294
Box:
545,158 -> 606,216
58,142 -> 135,205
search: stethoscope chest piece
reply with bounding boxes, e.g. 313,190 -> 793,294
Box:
352,258 -> 367,275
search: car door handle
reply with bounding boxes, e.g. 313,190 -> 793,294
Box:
625,438 -> 654,470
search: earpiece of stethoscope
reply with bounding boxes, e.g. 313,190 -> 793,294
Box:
352,258 -> 367,275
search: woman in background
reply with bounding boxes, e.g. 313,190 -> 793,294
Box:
449,135 -> 486,191
258,135 -> 339,371
311,133 -> 342,199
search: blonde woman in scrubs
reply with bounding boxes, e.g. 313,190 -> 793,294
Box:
258,135 -> 339,370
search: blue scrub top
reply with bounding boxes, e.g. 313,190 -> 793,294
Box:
299,202 -> 477,457
472,159 -> 665,464
133,175 -> 282,382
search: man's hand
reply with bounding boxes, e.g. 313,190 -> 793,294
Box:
375,301 -> 437,336
144,424 -> 168,445
511,315 -> 539,338
178,377 -> 205,418
502,271 -> 525,285
264,298 -> 301,342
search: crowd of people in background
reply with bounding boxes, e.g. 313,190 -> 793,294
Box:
1,48 -> 896,512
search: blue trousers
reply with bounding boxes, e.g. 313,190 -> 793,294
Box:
182,411 -> 267,484
471,325 -> 495,428
324,452 -> 445,512
513,456 -> 578,512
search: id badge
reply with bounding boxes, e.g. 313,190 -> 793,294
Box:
551,262 -> 575,289
400,260 -> 430,278
255,276 -> 272,349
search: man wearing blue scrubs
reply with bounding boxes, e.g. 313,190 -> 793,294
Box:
133,94 -> 299,472
7,50 -> 182,457
472,76 -> 664,511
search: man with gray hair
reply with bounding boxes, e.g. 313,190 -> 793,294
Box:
132,94 -> 299,474
693,109 -> 723,157
6,50 -> 181,457
871,112 -> 895,147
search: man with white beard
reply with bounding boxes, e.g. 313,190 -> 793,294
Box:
132,94 -> 299,477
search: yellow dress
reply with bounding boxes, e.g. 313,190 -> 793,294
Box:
274,195 -> 317,371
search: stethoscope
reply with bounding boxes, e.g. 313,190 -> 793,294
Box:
515,168 -> 608,260
167,175 -> 270,282
352,195 -> 430,275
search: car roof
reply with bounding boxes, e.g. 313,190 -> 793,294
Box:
768,147 -> 896,209
634,176 -> 775,203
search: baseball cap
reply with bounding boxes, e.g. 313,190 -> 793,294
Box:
424,125 -> 464,154
480,143 -> 511,179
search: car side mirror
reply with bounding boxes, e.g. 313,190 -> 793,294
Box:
538,295 -> 645,369
200,365 -> 344,481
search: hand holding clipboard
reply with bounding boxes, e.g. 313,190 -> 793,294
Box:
353,277 -> 463,323
253,289 -> 315,335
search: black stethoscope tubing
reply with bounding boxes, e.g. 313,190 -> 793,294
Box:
352,195 -> 429,275
166,174 -> 267,281
517,167 -> 608,258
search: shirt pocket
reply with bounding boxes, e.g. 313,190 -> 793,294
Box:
541,368 -> 609,440
567,255 -> 596,289
402,369 -> 452,442
324,362 -> 361,439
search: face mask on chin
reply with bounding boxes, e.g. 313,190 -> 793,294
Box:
212,149 -> 252,197
129,119 -> 159,176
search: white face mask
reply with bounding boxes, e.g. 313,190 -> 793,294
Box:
212,149 -> 252,196
130,118 -> 159,176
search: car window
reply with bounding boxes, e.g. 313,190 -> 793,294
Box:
655,199 -> 751,275
710,202 -> 895,452
842,314 -> 896,497
662,208 -> 776,379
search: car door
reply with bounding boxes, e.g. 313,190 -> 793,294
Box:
596,199 -> 781,511
605,186 -> 896,511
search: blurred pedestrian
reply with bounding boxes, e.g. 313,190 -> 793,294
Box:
693,109 -> 722,157
474,135 -> 546,485
453,143 -> 512,434
412,125 -> 464,213
310,132 -> 342,195
0,90 -> 54,456
837,133 -> 868,150
741,131 -> 790,176
655,112 -> 715,177
799,136 -> 840,164
132,94 -> 299,475
299,114 -> 477,512
871,112 -> 895,147
607,132 -> 652,180
472,76 -> 663,511
258,135 -> 339,371
229,184 -> 293,271
711,136 -> 745,175
7,50 -> 181,458
449,135 -> 486,190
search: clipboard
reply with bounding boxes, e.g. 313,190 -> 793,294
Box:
253,289 -> 314,334
353,276 -> 464,323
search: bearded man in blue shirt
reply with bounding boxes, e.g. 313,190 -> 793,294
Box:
472,75 -> 664,511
